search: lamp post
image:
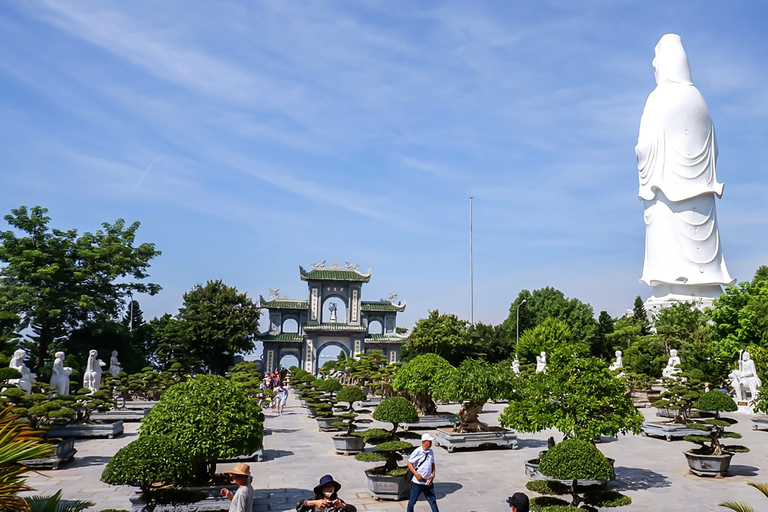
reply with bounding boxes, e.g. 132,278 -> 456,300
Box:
516,299 -> 527,347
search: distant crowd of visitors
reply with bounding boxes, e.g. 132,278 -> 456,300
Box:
259,367 -> 289,415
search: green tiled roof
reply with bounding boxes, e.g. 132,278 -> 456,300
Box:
365,333 -> 407,344
303,323 -> 367,333
259,295 -> 308,310
361,301 -> 406,312
257,333 -> 304,342
299,265 -> 371,283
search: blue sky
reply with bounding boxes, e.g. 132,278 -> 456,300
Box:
1,1 -> 767,335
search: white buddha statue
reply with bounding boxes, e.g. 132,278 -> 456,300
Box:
535,352 -> 547,374
730,351 -> 761,402
636,34 -> 735,308
609,350 -> 624,372
50,351 -> 73,396
662,349 -> 682,379
511,358 -> 520,375
9,349 -> 36,396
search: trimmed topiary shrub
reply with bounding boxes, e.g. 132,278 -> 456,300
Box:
354,396 -> 417,476
140,374 -> 263,483
539,439 -> 615,508
333,385 -> 371,436
529,496 -> 570,512
101,435 -> 201,510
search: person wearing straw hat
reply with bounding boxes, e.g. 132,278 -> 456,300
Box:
296,474 -> 357,512
221,462 -> 253,512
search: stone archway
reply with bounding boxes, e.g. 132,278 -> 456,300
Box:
315,340 -> 351,372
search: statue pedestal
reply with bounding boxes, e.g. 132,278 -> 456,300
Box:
644,284 -> 724,313
737,401 -> 755,415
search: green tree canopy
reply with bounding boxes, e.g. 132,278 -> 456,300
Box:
503,287 -> 598,352
500,350 -> 642,441
392,353 -> 452,415
177,280 -> 260,374
403,310 -> 473,365
515,317 -> 581,364
0,206 -> 160,369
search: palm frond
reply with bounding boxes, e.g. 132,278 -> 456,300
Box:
747,481 -> 768,499
26,489 -> 94,512
719,500 -> 756,512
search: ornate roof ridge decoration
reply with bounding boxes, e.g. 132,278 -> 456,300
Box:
299,263 -> 372,282
365,333 -> 408,344
256,332 -> 305,342
259,295 -> 309,309
361,301 -> 407,312
303,323 -> 368,333
268,288 -> 288,300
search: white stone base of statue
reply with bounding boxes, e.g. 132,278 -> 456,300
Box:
737,401 -> 755,415
643,284 -> 724,313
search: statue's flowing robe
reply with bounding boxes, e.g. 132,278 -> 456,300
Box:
636,34 -> 734,288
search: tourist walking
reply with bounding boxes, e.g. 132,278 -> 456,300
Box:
296,474 -> 357,511
507,492 -> 529,512
220,463 -> 254,512
276,384 -> 288,415
406,433 -> 439,512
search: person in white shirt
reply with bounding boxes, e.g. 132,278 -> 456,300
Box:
406,433 -> 439,512
221,463 -> 254,512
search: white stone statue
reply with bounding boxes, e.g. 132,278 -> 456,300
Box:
609,350 -> 624,372
535,352 -> 547,374
109,350 -> 123,377
662,349 -> 682,378
83,349 -> 106,394
8,349 -> 36,396
511,358 -> 520,375
730,351 -> 762,402
50,351 -> 73,396
328,302 -> 337,323
636,34 -> 734,309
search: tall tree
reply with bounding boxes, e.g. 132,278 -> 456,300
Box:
503,287 -> 598,349
403,310 -> 473,366
0,206 -> 161,369
178,280 -> 260,374
593,310 -> 615,360
467,322 -> 512,363
632,295 -> 650,336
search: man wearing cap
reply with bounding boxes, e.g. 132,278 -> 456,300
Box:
406,433 -> 439,512
221,462 -> 254,512
507,492 -> 529,512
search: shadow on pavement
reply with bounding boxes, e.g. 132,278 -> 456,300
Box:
611,466 -> 671,490
64,455 -> 113,468
434,482 -> 463,498
728,464 -> 759,477
262,449 -> 294,460
254,487 -> 313,507
269,428 -> 300,434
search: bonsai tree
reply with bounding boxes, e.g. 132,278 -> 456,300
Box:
433,358 -> 514,432
333,385 -> 371,436
101,435 -> 204,512
537,438 -> 616,508
140,374 -> 264,483
355,396 -> 418,476
684,390 -> 748,457
227,361 -> 264,404
500,350 -> 643,441
652,371 -> 706,424
392,354 -> 452,415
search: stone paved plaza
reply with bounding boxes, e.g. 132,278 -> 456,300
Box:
22,392 -> 768,511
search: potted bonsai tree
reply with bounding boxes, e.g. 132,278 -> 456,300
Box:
684,390 -> 748,476
529,438 -> 630,510
645,371 -> 709,441
101,435 -> 206,512
392,354 -> 455,424
315,378 -> 343,431
500,346 -> 642,477
430,358 -> 517,451
140,374 -> 264,484
331,385 -> 371,454
354,396 -> 418,500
